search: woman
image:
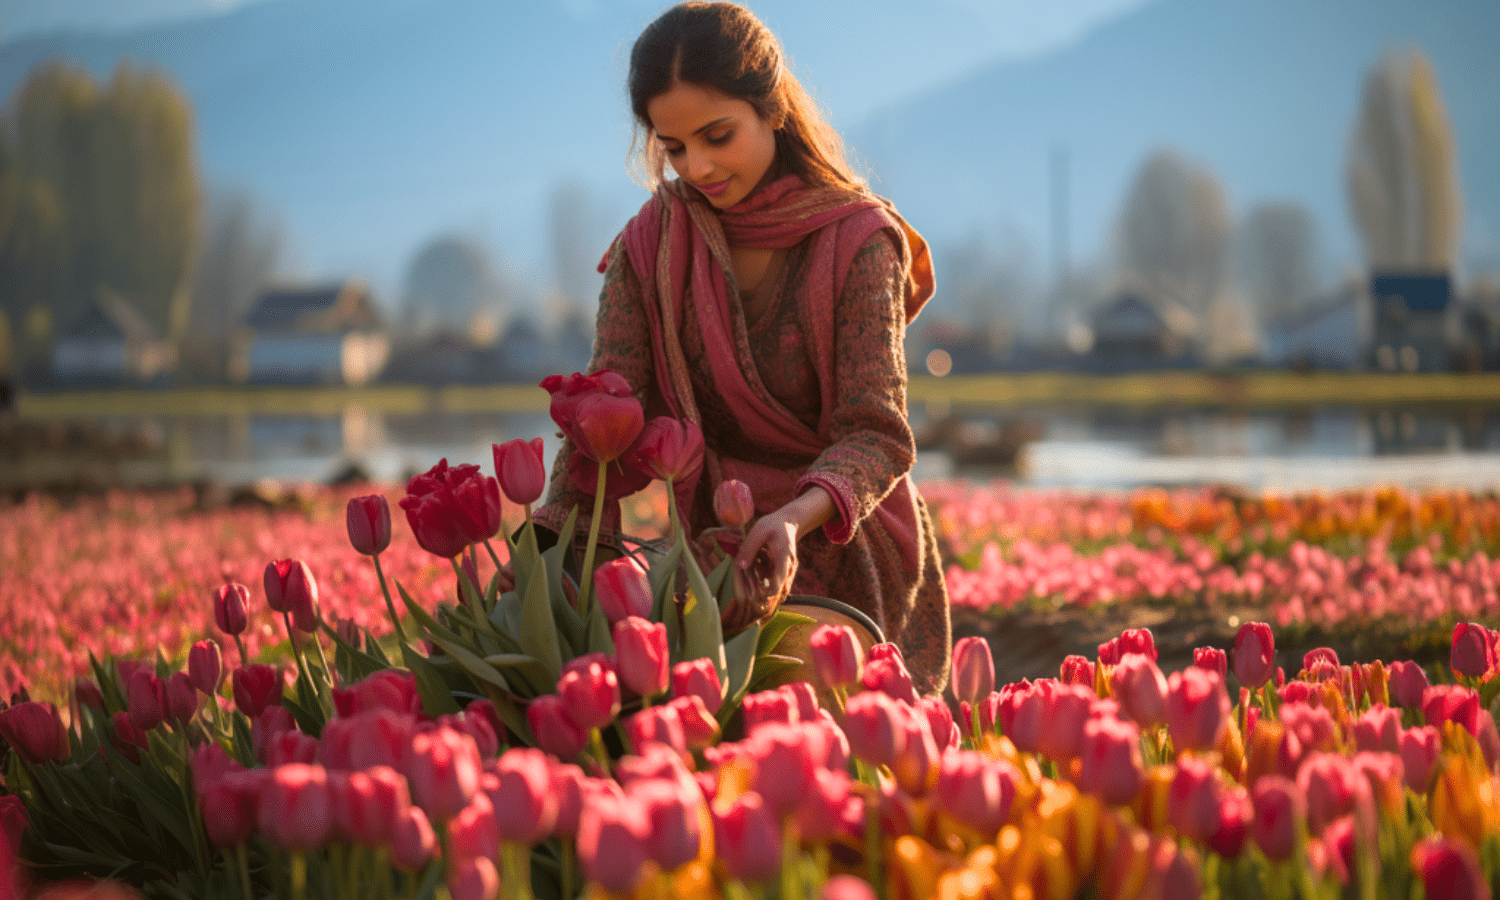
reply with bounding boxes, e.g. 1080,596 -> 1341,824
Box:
533,1 -> 951,694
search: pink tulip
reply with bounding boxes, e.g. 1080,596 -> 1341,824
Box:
1076,715 -> 1143,806
408,726 -> 482,823
332,765 -> 410,847
1400,726 -> 1442,792
1232,622 -> 1275,689
263,730 -> 320,768
1423,684 -> 1482,735
1353,751 -> 1406,814
822,876 -> 878,900
1059,655 -> 1095,687
485,748 -> 559,846
747,722 -> 819,818
345,494 -> 392,556
232,664 -> 283,718
952,636 -> 995,705
164,672 -> 198,726
550,763 -> 588,837
264,558 -> 320,633
1119,628 -> 1157,661
576,791 -> 651,894
446,790 -> 498,861
527,694 -> 588,760
1209,786 -> 1252,859
626,705 -> 687,756
492,437 -> 547,506
1165,666 -> 1230,753
127,669 -> 166,732
199,770 -> 263,848
1110,653 -> 1169,730
842,691 -> 905,769
447,856 -> 500,900
715,792 -> 782,883
1167,754 -> 1224,842
672,658 -> 723,715
214,582 -> 250,636
714,479 -> 755,528
1387,660 -> 1430,708
741,688 -> 799,731
556,654 -> 620,731
1353,705 -> 1401,754
1250,775 -> 1303,862
1193,646 -> 1228,681
666,695 -> 719,750
917,697 -> 960,751
630,776 -> 702,870
861,656 -> 917,706
320,709 -> 415,772
1034,681 -> 1095,763
1303,647 -> 1339,676
613,617 -> 669,698
0,701 -> 69,764
795,767 -> 855,842
1298,752 -> 1371,833
1412,836 -> 1490,900
1097,637 -> 1121,666
188,640 -> 223,696
627,417 -> 704,483
333,669 -> 421,719
439,711 -> 499,760
1452,622 -> 1496,678
391,806 -> 437,871
934,750 -> 1014,836
809,624 -> 862,689
259,763 -> 332,851
594,556 -> 653,624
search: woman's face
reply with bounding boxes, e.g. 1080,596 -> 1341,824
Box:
647,80 -> 778,210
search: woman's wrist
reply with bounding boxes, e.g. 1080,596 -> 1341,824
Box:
785,485 -> 835,540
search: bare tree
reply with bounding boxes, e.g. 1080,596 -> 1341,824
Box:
1346,48 -> 1463,270
1235,202 -> 1319,327
183,189 -> 282,379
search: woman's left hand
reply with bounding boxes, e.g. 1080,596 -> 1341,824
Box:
735,485 -> 836,601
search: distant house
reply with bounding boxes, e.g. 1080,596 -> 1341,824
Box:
1368,271 -> 1451,372
490,317 -> 548,383
1087,293 -> 1199,372
51,289 -> 176,384
233,280 -> 389,385
1264,283 -> 1369,371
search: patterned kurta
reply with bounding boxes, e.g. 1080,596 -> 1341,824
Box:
536,225 -> 951,694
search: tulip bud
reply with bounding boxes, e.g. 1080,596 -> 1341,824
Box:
110,710 -> 148,762
1387,660 -> 1430,708
1298,752 -> 1370,833
742,688 -> 799,731
1400,725 -> 1442,793
1210,785 -> 1252,859
527,694 -> 589,761
861,656 -> 917,706
391,806 -> 437,871
233,664 -> 284,718
199,770 -> 263,848
1034,681 -> 1095,763
1119,628 -> 1157,661
714,479 -> 755,529
214,582 -> 250,636
671,658 -> 723,715
263,730 -> 320,768
1059,655 -> 1095,687
492,437 -> 547,506
665,695 -> 720,751
127,669 -> 166,732
264,558 -> 320,633
577,791 -> 651,894
408,726 -> 482,823
822,875 -> 878,900
1250,775 -> 1303,862
188,640 -> 223,696
1423,684 -> 1483,735
1077,715 -> 1144,806
1193,646 -> 1228,681
1097,637 -> 1121,666
1353,704 -> 1401,754
1111,654 -> 1169,730
1165,666 -> 1231,753
809,624 -> 862,689
594,556 -> 653,624
626,705 -> 687,756
164,671 -> 199,726
917,697 -> 960,751
486,747 -> 559,845
1411,836 -> 1489,900
934,750 -> 1015,836
613,617 -> 670,699
446,790 -> 498,861
1233,622 -> 1275,689
842,691 -> 905,769
74,677 -> 105,712
332,765 -> 410,847
715,792 -> 782,883
447,855 -> 500,900
1452,622 -> 1496,679
1168,754 -> 1224,842
951,636 -> 995,706
440,711 -> 499,760
346,494 -> 392,556
557,654 -> 620,731
259,763 -> 332,851
630,776 -> 702,871
550,762 -> 588,837
0,701 -> 69,763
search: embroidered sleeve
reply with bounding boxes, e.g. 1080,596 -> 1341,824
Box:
534,240 -> 658,537
793,231 -> 916,543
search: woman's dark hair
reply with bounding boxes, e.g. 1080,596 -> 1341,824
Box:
628,2 -> 865,192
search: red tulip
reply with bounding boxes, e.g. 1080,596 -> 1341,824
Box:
127,669 -> 166,732
446,790 -> 498,861
1353,704 -> 1401,754
541,370 -> 645,464
333,669 -> 422,719
110,710 -> 148,762
346,494 -> 392,556
1193,646 -> 1228,681
447,855 -> 500,900
1076,715 -> 1143,806
1250,775 -> 1303,862
665,695 -> 720,751
233,664 -> 284,718
934,750 -> 1015,836
486,748 -> 559,845
1165,666 -> 1230,753
1111,653 -> 1169,730
630,777 -> 702,871
1233,622 -> 1275,689
408,726 -> 482,823
331,765 -> 410,847
319,709 -> 415,772
714,479 -> 755,528
259,763 -> 332,851
627,704 -> 687,757
861,656 -> 917,706
527,694 -> 588,760
952,636 -> 995,706
74,677 -> 105,712
1298,751 -> 1370,833
1210,785 -> 1252,859
391,806 -> 437,871
1303,647 -> 1340,676
741,688 -> 799,731
576,791 -> 651,894
1034,681 -> 1095,763
263,730 -> 320,768
400,459 -> 502,559
1452,622 -> 1496,678
672,658 -> 723,715
1059,655 -> 1095,687
627,417 -> 704,482
199,770 -> 264,848
0,794 -> 26,859
1167,754 -> 1224,842
557,654 -> 620,731
715,792 -> 782,883
1118,628 -> 1157,661
1096,637 -> 1121,666
1423,684 -> 1482,735
1387,660 -> 1430,708
493,437 -> 547,506
440,711 -> 499,760
595,556 -> 653,624
264,558 -> 320,632
550,763 -> 588,837
842,691 -> 905,769
0,701 -> 69,763
188,640 -> 223,696
746,722 -> 818,818
214,582 -> 250,636
809,624 -> 862,690
1412,836 -> 1492,900
163,671 -> 199,726
1400,725 -> 1442,792
918,696 -> 960,751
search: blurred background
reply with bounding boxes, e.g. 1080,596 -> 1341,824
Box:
0,0 -> 1497,495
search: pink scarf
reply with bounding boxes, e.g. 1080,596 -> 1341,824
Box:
607,175 -> 934,570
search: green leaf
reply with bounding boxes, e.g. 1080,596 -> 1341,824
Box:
424,634 -> 516,695
398,582 -> 467,646
757,608 -> 814,658
747,654 -> 806,693
520,561 -> 564,679
401,644 -> 462,716
367,632 -> 394,668
98,747 -> 197,857
586,596 -> 615,657
484,690 -> 533,747
482,654 -> 557,693
647,538 -> 684,622
680,549 -> 728,687
321,622 -> 391,683
722,622 -> 762,720
282,691 -> 323,737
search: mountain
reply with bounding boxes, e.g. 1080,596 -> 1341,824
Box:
1,0 -> 1496,324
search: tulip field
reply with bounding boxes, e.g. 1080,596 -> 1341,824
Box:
7,405 -> 1500,897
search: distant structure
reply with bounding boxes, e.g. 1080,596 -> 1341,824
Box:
1264,281 -> 1369,371
233,280 -> 389,385
50,290 -> 176,384
1087,291 -> 1200,372
1368,272 -> 1451,372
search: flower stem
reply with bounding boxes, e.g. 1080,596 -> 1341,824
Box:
577,459 -> 609,619
483,538 -> 506,575
234,633 -> 250,667
559,841 -> 576,900
502,840 -> 534,900
589,727 -> 612,774
235,845 -> 253,900
291,851 -> 308,900
372,553 -> 409,645
283,611 -> 312,690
